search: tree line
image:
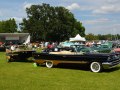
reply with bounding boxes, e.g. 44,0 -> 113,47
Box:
0,3 -> 119,42
86,33 -> 120,41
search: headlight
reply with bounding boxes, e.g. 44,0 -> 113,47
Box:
108,55 -> 118,60
116,54 -> 120,59
114,55 -> 118,59
107,56 -> 111,61
111,55 -> 119,59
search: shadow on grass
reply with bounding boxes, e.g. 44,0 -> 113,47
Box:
103,66 -> 120,73
56,64 -> 120,73
54,63 -> 90,72
44,63 -> 120,73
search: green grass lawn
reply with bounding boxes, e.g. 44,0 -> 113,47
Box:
0,52 -> 120,90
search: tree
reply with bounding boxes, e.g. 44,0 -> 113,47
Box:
20,3 -> 85,42
0,18 -> 17,33
85,33 -> 96,40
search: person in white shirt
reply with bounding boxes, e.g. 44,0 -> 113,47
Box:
11,45 -> 15,51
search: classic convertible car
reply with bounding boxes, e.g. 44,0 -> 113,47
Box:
33,45 -> 120,72
6,50 -> 36,62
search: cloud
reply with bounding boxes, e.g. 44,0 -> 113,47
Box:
66,3 -> 80,10
83,18 -> 110,24
12,17 -> 23,23
85,24 -> 120,35
23,2 -> 32,10
107,0 -> 120,3
92,4 -> 120,14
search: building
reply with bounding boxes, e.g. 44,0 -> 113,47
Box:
0,33 -> 30,45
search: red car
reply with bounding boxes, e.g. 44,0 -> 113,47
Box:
113,48 -> 120,53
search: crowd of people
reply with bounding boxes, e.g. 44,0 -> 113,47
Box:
5,41 -> 59,53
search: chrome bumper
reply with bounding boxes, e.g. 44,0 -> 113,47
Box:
102,61 -> 120,69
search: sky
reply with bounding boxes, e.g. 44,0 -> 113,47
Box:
0,0 -> 120,35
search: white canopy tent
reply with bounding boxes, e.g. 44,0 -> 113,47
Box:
69,34 -> 86,42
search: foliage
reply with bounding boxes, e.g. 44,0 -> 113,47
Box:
0,18 -> 17,33
86,33 -> 120,40
85,33 -> 98,40
20,3 -> 85,42
0,52 -> 120,90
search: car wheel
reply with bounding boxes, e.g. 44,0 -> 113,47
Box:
46,61 -> 53,68
90,62 -> 102,73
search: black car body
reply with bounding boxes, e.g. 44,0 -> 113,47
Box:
33,45 -> 120,72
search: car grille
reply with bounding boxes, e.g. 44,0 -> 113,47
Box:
110,59 -> 120,67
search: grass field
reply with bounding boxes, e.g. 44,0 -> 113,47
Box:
0,52 -> 120,90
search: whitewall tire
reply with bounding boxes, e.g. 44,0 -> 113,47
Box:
46,61 -> 53,68
90,62 -> 102,73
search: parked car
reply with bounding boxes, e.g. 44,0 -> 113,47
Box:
59,41 -> 75,48
91,44 -> 112,53
33,45 -> 120,73
112,44 -> 120,53
6,50 -> 36,62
